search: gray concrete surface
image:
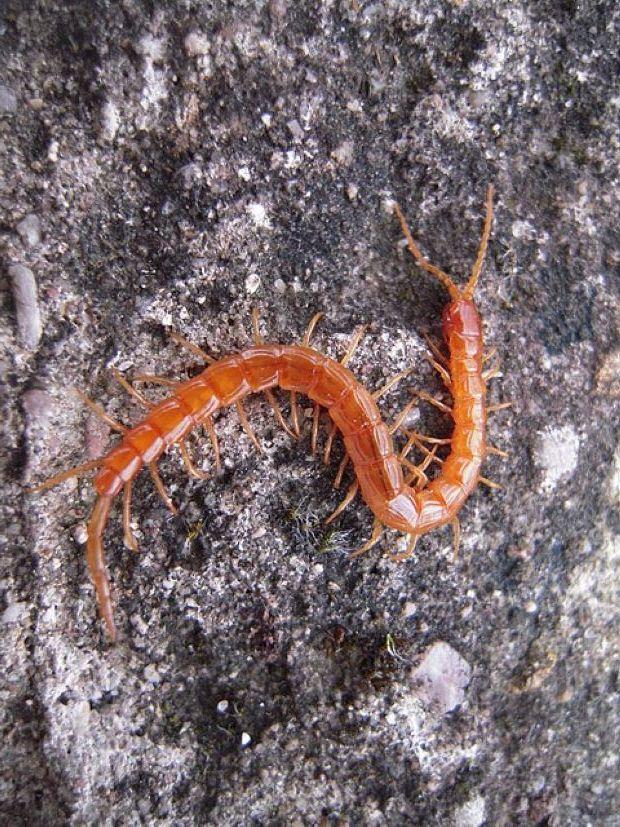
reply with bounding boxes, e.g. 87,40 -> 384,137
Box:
1,1 -> 618,824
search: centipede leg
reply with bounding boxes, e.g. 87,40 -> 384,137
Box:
427,355 -> 452,388
487,401 -> 512,413
202,416 -> 221,473
479,475 -> 501,490
236,400 -> 263,453
86,495 -> 116,640
264,389 -> 296,438
419,391 -> 453,415
349,518 -> 383,559
72,388 -> 127,434
389,398 -> 418,435
290,392 -> 301,438
482,365 -> 502,381
333,453 -> 349,488
111,368 -> 154,408
325,481 -> 359,525
302,312 -> 324,347
482,348 -> 497,364
122,480 -> 138,551
311,404 -> 321,456
487,444 -> 509,458
179,438 -> 210,479
341,325 -> 368,367
390,532 -> 419,562
401,457 -> 429,489
372,368 -> 413,400
423,333 -> 448,366
169,330 -> 215,364
133,374 -> 179,388
148,462 -> 178,515
323,421 -> 337,465
26,458 -> 103,494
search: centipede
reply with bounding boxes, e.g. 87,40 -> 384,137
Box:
28,185 -> 508,641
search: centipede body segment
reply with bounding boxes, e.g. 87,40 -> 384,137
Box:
29,186 -> 505,641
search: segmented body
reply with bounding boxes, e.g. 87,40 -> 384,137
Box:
32,186 -> 500,642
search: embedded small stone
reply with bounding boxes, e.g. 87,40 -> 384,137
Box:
184,31 -> 211,57
16,214 -> 42,248
410,641 -> 472,713
0,85 -> 17,114
9,264 -> 42,349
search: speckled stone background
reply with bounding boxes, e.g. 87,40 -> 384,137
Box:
1,1 -> 619,824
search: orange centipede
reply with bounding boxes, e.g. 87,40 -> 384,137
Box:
29,185 -> 507,641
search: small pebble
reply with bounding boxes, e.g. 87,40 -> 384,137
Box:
0,85 -> 17,114
2,602 -> 28,624
9,264 -> 42,349
410,641 -> 472,714
184,31 -> 211,57
331,140 -> 354,166
245,273 -> 261,294
100,99 -> 120,142
240,732 -> 251,747
274,278 -> 286,293
22,389 -> 55,422
16,214 -> 42,248
216,699 -> 229,713
347,183 -> 359,201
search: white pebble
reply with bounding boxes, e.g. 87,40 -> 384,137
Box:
216,699 -> 229,713
535,425 -> 580,493
9,264 -> 42,349
240,732 -> 251,747
16,214 -> 41,248
2,602 -> 28,624
0,85 -> 17,114
274,278 -> 286,293
245,272 -> 261,294
247,202 -> 271,228
184,31 -> 211,57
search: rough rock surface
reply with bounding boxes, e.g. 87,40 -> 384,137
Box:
1,1 -> 618,824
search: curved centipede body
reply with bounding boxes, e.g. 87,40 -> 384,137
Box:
29,186 -> 506,641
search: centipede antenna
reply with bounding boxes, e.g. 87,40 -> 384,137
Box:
393,203 -> 462,301
464,184 -> 494,300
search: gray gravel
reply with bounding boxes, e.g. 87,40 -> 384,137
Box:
1,1 -> 619,825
